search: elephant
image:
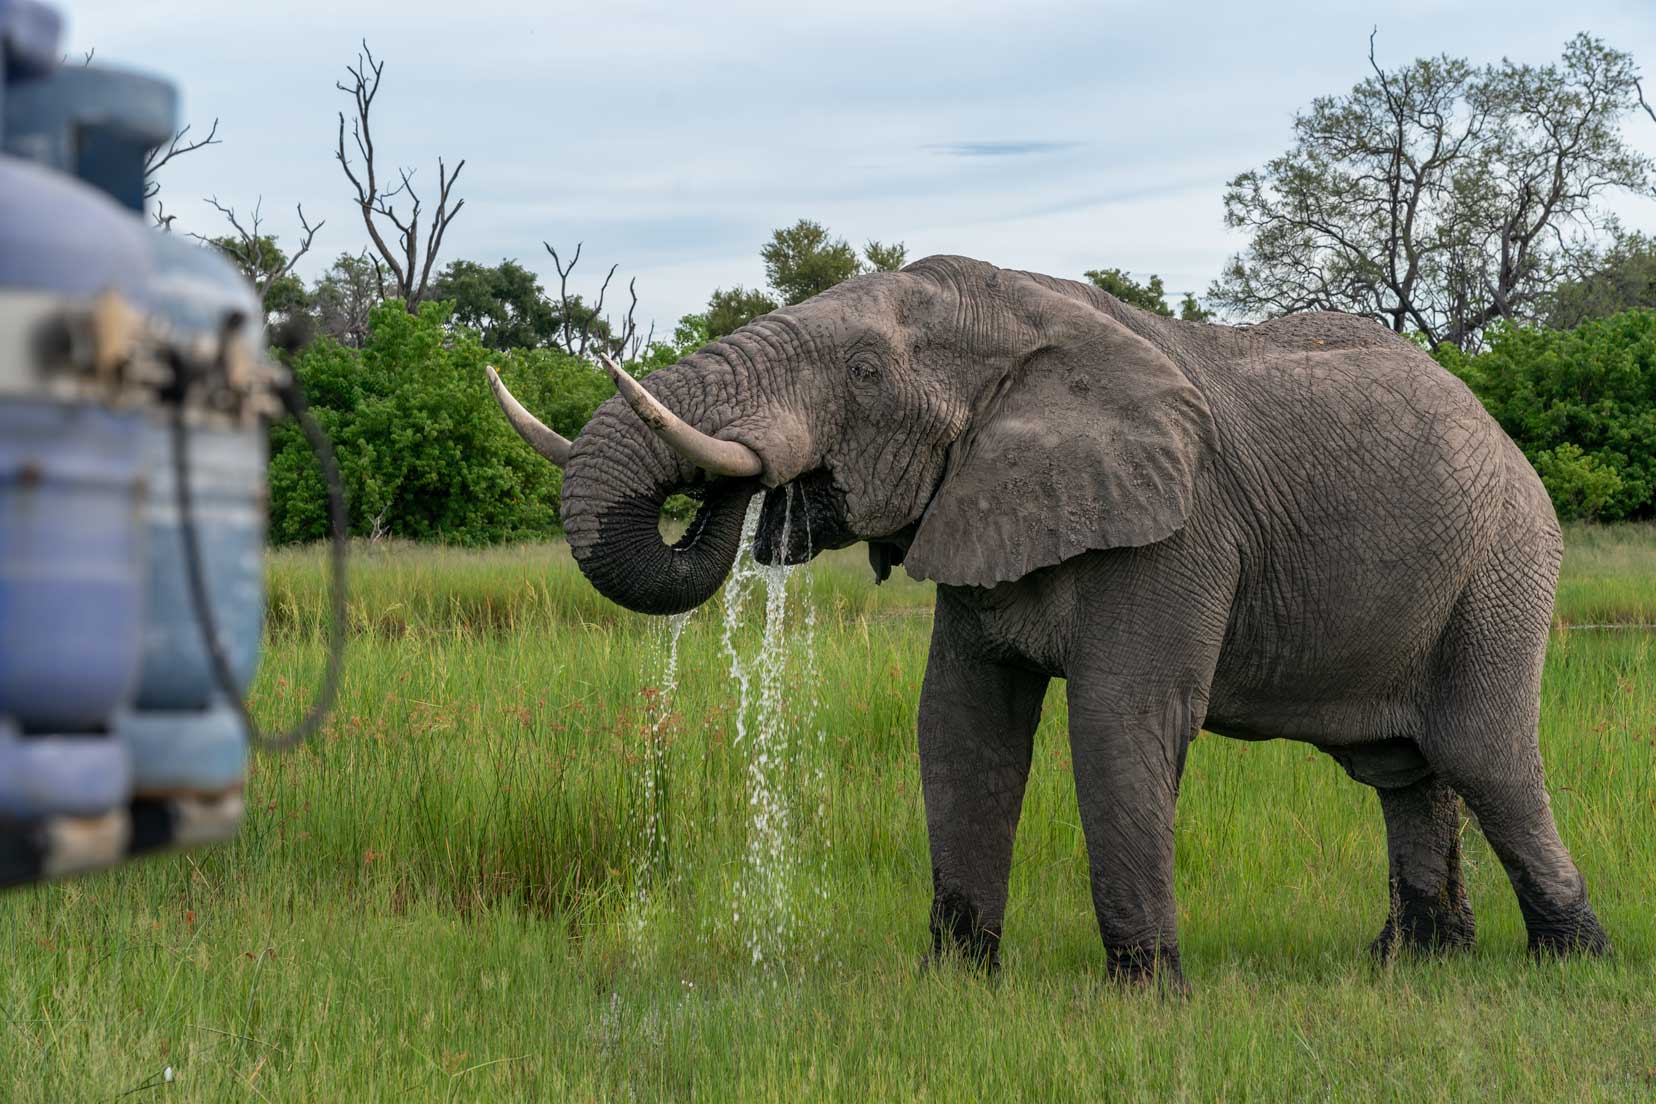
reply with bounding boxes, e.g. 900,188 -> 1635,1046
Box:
488,254 -> 1608,990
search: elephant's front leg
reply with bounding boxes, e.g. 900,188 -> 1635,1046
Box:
1067,686 -> 1198,992
918,604 -> 1049,972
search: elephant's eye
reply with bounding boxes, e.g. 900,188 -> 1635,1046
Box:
848,357 -> 879,382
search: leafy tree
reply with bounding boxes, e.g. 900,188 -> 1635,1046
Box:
705,286 -> 781,340
488,348 -> 617,442
864,239 -> 907,272
1086,268 -> 1175,316
310,251 -> 384,349
1433,308 -> 1656,520
638,312 -> 715,371
1177,293 -> 1213,323
761,219 -> 864,305
666,312 -> 712,354
204,234 -> 309,318
694,221 -> 907,344
1084,268 -> 1212,321
430,259 -> 558,350
1211,33 -> 1654,350
1542,231 -> 1656,330
1532,444 -> 1624,522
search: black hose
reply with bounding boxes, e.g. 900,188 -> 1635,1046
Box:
170,372 -> 348,753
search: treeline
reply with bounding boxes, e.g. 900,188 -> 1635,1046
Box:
266,236 -> 1656,544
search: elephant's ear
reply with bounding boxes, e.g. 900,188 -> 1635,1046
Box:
905,294 -> 1215,589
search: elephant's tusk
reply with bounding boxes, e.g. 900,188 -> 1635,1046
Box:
599,354 -> 764,479
487,365 -> 572,467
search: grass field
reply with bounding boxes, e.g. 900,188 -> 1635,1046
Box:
3,525 -> 1655,1101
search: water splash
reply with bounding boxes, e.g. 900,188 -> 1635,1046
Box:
719,489 -> 826,969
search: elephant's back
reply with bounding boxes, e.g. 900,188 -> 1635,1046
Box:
1214,314 -> 1510,534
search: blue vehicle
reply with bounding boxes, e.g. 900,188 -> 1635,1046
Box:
0,0 -> 343,886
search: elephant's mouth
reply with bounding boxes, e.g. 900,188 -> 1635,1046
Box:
753,469 -> 855,566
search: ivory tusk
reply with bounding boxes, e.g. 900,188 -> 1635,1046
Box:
599,354 -> 763,479
486,365 -> 572,467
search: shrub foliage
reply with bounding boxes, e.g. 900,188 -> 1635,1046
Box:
269,302 -> 614,545
1436,309 -> 1656,521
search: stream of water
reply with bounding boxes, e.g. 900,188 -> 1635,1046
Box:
630,492 -> 826,967
718,493 -> 819,967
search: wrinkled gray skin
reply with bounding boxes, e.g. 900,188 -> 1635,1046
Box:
538,255 -> 1608,990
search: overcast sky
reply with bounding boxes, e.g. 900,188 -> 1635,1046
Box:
60,0 -> 1656,334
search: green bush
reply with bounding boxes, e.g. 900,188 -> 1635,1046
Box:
269,302 -> 615,545
1532,444 -> 1625,522
1435,309 -> 1656,521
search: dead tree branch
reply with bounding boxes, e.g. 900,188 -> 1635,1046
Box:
190,197 -> 324,310
617,277 -> 647,361
544,241 -> 590,357
542,241 -> 651,360
335,41 -> 465,312
143,118 -> 221,201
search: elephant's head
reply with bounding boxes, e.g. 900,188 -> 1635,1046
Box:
490,256 -> 1215,615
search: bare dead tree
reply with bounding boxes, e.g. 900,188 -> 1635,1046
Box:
544,241 -> 605,358
620,282 -> 654,362
335,42 -> 465,313
190,197 -> 323,311
143,118 -> 221,203
543,241 -> 652,361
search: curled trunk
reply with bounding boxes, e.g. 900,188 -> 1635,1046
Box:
560,365 -> 757,615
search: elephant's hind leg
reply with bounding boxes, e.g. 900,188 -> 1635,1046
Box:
1372,775 -> 1475,958
1330,744 -> 1475,958
1422,547 -> 1608,957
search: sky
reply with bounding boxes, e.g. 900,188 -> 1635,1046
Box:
57,0 -> 1656,336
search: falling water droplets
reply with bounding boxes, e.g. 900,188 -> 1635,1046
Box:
628,609 -> 691,940
631,489 -> 828,971
716,490 -> 827,970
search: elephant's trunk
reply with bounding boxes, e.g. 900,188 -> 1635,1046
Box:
560,362 -> 760,616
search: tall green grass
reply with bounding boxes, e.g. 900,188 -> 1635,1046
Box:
1555,522 -> 1656,626
1,528 -> 1653,1101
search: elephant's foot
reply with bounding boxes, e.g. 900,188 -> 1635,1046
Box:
1104,944 -> 1190,997
1370,879 -> 1476,961
1522,893 -> 1610,958
924,890 -> 1002,975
